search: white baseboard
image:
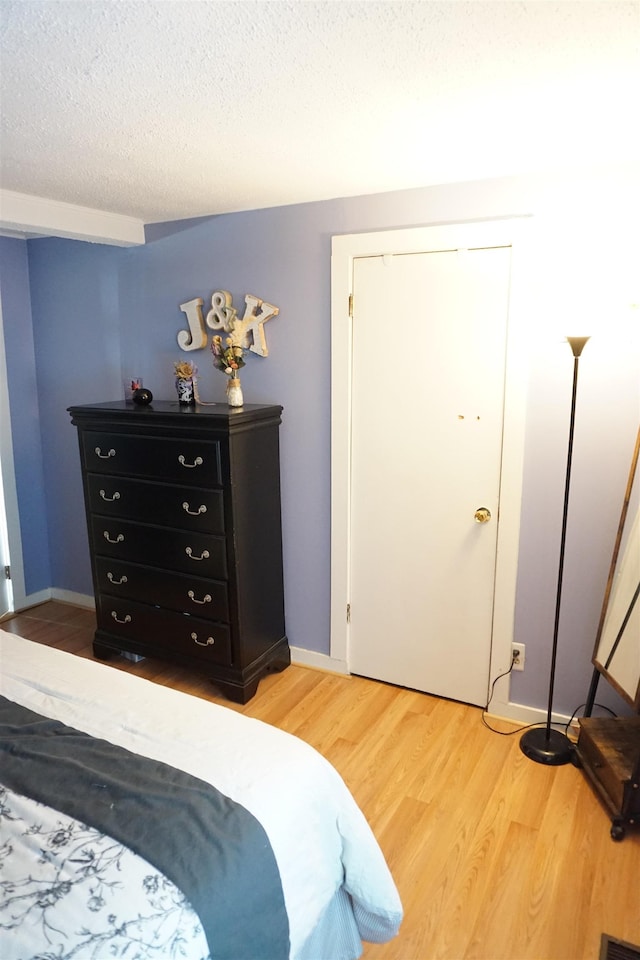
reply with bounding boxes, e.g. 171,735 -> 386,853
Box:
15,588 -> 52,610
14,588 -> 96,612
486,700 -> 573,729
51,589 -> 96,609
290,645 -> 349,675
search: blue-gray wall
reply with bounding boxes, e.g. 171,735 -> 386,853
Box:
0,236 -> 50,595
1,170 -> 637,717
28,239 -> 123,596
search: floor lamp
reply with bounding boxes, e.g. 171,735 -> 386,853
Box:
520,335 -> 590,765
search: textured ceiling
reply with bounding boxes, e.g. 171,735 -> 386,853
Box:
0,0 -> 639,228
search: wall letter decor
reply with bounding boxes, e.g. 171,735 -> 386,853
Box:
177,289 -> 279,357
177,298 -> 208,352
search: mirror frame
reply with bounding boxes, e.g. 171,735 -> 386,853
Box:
591,426 -> 640,711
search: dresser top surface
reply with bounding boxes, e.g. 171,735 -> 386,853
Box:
68,400 -> 282,428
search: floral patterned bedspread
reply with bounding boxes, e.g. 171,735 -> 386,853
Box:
0,785 -> 211,960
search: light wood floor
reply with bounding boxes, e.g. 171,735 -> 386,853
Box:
2,601 -> 638,960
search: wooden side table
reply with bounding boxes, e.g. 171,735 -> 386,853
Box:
575,716 -> 640,840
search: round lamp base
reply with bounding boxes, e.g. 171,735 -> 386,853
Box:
519,727 -> 574,766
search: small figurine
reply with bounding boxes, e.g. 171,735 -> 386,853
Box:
132,387 -> 153,405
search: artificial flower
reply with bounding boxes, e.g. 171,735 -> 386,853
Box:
211,335 -> 245,378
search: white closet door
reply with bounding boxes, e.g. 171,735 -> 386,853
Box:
348,244 -> 512,705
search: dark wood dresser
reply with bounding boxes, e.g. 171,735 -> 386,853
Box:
68,400 -> 289,702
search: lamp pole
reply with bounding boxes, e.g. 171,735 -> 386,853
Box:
520,336 -> 590,765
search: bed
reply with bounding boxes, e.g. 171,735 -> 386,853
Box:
0,628 -> 402,959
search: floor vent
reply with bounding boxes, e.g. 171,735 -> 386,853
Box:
601,935 -> 640,960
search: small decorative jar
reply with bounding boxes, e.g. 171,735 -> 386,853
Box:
226,377 -> 244,407
176,377 -> 195,404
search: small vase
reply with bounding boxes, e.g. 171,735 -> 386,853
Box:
226,377 -> 244,407
176,377 -> 195,404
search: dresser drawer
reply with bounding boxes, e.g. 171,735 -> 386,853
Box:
94,557 -> 229,622
87,474 -> 225,534
97,595 -> 231,665
83,431 -> 221,486
92,516 -> 227,579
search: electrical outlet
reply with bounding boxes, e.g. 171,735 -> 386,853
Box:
511,642 -> 525,671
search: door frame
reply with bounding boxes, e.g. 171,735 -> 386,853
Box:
0,295 -> 26,616
330,219 -> 532,713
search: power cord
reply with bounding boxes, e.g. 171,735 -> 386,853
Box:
563,702 -> 617,742
480,653 -> 617,738
481,653 -> 541,736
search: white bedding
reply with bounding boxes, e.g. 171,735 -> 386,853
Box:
0,629 -> 402,958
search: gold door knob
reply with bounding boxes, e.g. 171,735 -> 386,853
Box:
474,507 -> 491,523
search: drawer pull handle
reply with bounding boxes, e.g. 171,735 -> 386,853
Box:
185,547 -> 209,561
178,455 -> 204,469
103,531 -> 125,544
100,489 -> 121,502
107,572 -> 128,585
182,501 -> 207,516
188,590 -> 212,605
191,632 -> 215,646
111,611 -> 131,624
95,447 -> 116,459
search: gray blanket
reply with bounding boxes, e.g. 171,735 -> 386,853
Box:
0,695 -> 290,960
